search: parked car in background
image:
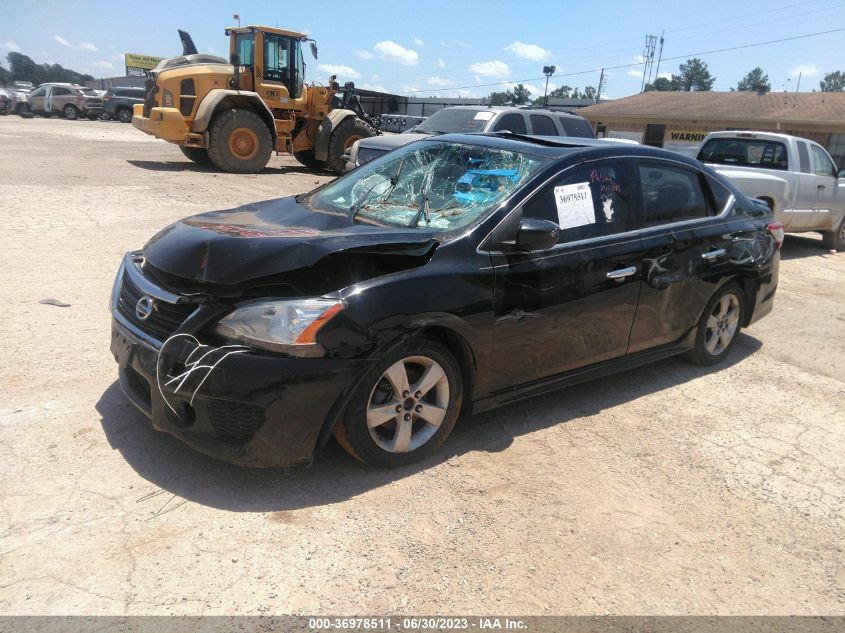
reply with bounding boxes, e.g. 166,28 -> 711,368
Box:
110,134 -> 780,468
26,83 -> 104,120
8,88 -> 30,115
697,131 -> 845,249
0,89 -> 10,115
101,86 -> 146,122
344,105 -> 595,171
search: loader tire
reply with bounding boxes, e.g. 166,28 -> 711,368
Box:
207,108 -> 273,173
326,117 -> 375,174
293,150 -> 322,169
180,146 -> 213,166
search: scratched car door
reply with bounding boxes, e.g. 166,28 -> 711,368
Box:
488,159 -> 643,391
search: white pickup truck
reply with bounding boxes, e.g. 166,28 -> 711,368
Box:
697,131 -> 845,249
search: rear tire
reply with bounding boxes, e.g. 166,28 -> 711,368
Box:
334,338 -> 463,468
116,107 -> 133,123
63,104 -> 79,120
179,146 -> 213,165
207,108 -> 273,173
326,117 -> 375,174
293,149 -> 322,169
822,217 -> 845,251
685,282 -> 745,366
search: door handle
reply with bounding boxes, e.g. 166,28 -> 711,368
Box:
818,184 -> 826,190
606,266 -> 638,280
701,248 -> 726,261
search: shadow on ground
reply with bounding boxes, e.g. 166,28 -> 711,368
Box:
780,234 -> 831,261
127,159 -> 332,176
97,333 -> 762,513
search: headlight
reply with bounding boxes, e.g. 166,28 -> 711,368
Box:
215,298 -> 343,357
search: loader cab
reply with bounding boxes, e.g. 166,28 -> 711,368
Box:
227,26 -> 308,111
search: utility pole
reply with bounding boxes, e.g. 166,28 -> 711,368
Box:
596,68 -> 606,103
795,71 -> 802,93
543,65 -> 556,107
640,34 -> 658,92
653,31 -> 665,84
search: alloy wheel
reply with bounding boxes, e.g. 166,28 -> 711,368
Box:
366,355 -> 450,453
704,293 -> 740,355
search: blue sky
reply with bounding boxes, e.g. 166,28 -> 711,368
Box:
1,0 -> 843,98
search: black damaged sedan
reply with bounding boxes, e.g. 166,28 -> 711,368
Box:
110,134 -> 781,468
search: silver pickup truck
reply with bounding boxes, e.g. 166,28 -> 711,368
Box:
697,131 -> 845,250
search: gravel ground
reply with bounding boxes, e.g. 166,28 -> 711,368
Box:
0,116 -> 843,616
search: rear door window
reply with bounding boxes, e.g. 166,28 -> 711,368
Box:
796,141 -> 812,173
558,116 -> 594,138
636,161 -> 711,227
522,160 -> 632,243
530,114 -> 557,136
493,113 -> 527,134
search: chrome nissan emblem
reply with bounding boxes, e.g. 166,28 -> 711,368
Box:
135,295 -> 156,321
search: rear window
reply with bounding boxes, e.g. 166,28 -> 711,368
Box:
415,108 -> 494,134
698,138 -> 788,171
558,116 -> 594,138
77,88 -> 97,96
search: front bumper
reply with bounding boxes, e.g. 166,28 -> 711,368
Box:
131,103 -> 191,144
110,315 -> 368,467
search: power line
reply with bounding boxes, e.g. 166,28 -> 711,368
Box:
407,26 -> 845,96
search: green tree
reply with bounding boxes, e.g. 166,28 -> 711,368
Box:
736,67 -> 770,92
0,64 -> 10,86
583,86 -> 597,100
675,58 -> 715,91
819,70 -> 845,92
645,76 -> 675,91
487,83 -> 532,106
6,52 -> 93,85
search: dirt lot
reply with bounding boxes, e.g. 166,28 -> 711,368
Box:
0,116 -> 843,616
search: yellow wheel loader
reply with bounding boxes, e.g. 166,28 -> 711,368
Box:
132,27 -> 379,174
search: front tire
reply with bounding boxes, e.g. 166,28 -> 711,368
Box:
326,117 -> 375,174
685,282 -> 745,366
207,108 -> 273,173
63,104 -> 79,120
179,146 -> 213,165
335,339 -> 463,468
822,217 -> 845,251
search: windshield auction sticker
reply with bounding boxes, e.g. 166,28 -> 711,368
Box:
553,182 -> 595,230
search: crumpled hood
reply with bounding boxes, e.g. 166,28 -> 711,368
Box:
142,195 -> 438,287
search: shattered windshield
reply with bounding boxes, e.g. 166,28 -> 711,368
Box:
307,141 -> 548,230
415,109 -> 496,134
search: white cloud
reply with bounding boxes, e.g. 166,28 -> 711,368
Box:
790,63 -> 820,77
627,68 -> 643,78
355,49 -> 374,60
504,41 -> 552,62
657,71 -> 672,79
374,40 -> 419,65
0,41 -> 23,53
414,37 -> 424,47
427,76 -> 454,87
91,60 -> 115,69
318,64 -> 361,79
437,58 -> 446,69
400,84 -> 421,93
361,83 -> 387,93
53,34 -> 98,52
468,60 -> 510,78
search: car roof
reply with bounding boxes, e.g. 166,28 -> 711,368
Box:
432,105 -> 586,119
421,132 -> 708,166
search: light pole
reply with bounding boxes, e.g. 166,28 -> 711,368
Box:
543,65 -> 556,107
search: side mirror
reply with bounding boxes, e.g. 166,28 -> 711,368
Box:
310,42 -> 318,59
515,218 -> 560,251
229,52 -> 240,66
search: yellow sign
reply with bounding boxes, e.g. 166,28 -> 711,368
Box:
124,53 -> 164,71
666,129 -> 708,143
